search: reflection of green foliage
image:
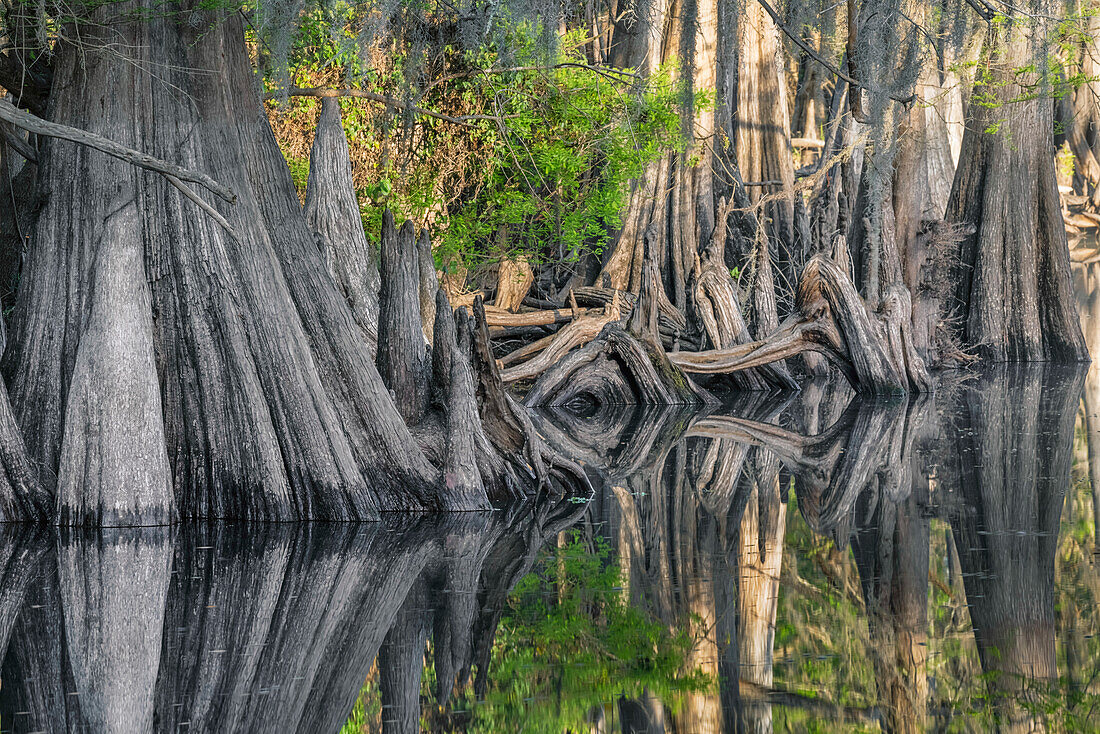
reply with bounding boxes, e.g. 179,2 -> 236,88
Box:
442,531 -> 711,733
772,495 -> 878,733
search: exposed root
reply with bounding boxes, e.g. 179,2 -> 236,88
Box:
500,292 -> 620,383
524,259 -> 716,407
672,253 -> 927,395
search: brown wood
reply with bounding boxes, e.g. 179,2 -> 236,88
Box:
493,256 -> 534,312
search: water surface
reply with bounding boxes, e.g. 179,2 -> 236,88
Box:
0,364 -> 1098,732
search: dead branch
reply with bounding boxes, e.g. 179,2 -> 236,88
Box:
270,87 -> 511,128
0,98 -> 237,203
500,294 -> 621,383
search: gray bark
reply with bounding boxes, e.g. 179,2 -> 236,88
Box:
945,17 -> 1089,362
305,97 -> 381,355
377,210 -> 432,424
1,0 -> 495,522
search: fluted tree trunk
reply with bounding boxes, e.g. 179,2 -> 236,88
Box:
0,0 -> 577,524
941,365 -> 1082,724
305,97 -> 381,356
945,12 -> 1088,363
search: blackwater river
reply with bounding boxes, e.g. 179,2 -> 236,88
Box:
0,362 -> 1097,732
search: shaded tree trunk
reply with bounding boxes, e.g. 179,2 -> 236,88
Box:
940,365 -> 1083,724
0,1 -> 579,524
734,0 -> 800,297
945,15 -> 1088,362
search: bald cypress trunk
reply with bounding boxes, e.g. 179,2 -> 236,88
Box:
1,2 -> 476,523
945,16 -> 1088,363
305,97 -> 380,355
735,0 -> 800,290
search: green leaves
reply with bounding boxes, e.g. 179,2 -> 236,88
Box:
458,531 -> 711,733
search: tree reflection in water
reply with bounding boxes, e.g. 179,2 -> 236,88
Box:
0,365 -> 1098,732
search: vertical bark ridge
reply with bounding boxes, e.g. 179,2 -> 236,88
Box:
946,18 -> 1088,363
5,3 -> 450,522
377,210 -> 432,425
305,97 -> 381,356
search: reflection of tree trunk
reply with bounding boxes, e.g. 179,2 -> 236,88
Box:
0,546 -> 82,732
1084,367 -> 1100,543
379,578 -> 432,734
737,451 -> 785,734
618,689 -> 666,734
1072,259 -> 1100,539
942,365 -> 1085,729
58,527 -> 172,733
851,487 -> 929,734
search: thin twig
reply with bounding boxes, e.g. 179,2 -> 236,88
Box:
165,174 -> 241,242
270,87 -> 518,128
756,0 -> 914,106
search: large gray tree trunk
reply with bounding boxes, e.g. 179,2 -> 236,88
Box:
2,1 -> 468,523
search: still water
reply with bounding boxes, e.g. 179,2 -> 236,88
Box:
0,364 -> 1097,732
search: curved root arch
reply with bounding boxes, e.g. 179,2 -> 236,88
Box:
672,252 -> 931,395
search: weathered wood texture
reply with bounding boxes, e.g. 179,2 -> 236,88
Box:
945,16 -> 1088,362
305,97 -> 381,355
378,210 -> 432,424
524,260 -> 714,407
2,1 -> 511,522
671,253 -> 915,395
940,365 -> 1082,696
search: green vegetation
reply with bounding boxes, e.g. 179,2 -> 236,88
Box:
338,532 -> 710,733
262,6 -> 686,275
443,532 -> 711,733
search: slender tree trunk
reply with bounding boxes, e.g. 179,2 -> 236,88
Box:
736,454 -> 785,734
305,97 -> 381,356
735,0 -> 799,298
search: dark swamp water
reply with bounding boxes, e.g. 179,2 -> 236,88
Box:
0,364 -> 1099,733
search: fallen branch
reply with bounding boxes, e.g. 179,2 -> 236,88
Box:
499,332 -> 558,367
481,305 -> 591,328
0,98 -> 237,203
165,175 -> 241,241
739,680 -> 879,724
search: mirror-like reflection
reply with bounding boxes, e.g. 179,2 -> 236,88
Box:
1,364 -> 1099,732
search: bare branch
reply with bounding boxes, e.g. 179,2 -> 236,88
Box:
0,98 -> 237,203
756,0 -> 914,107
269,87 -> 518,128
165,174 -> 241,242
